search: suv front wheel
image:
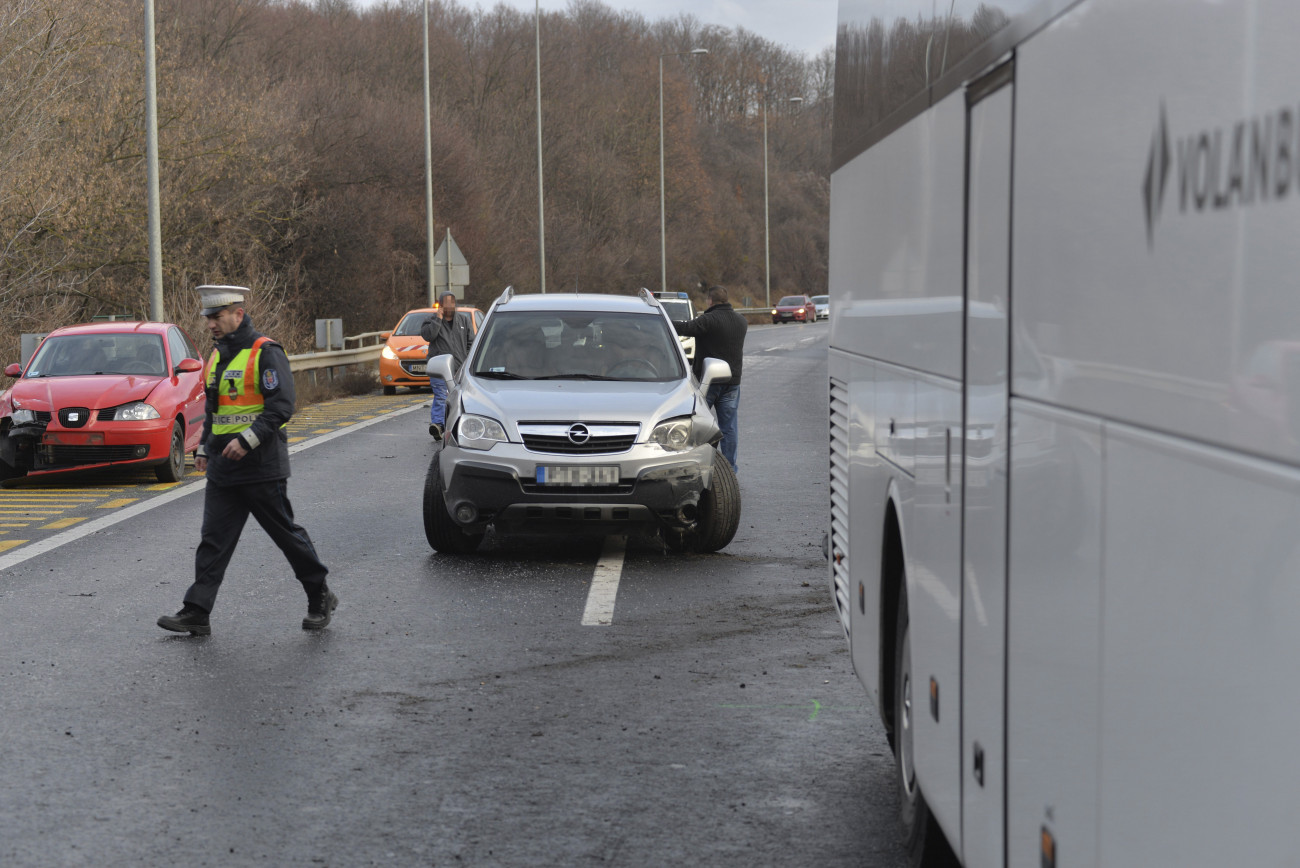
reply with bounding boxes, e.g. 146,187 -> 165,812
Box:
423,451 -> 485,554
667,455 -> 740,553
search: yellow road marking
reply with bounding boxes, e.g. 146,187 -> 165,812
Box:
0,508 -> 66,514
41,517 -> 87,529
288,436 -> 306,443
0,497 -> 101,503
0,494 -> 107,500
0,540 -> 28,552
312,429 -> 333,434
98,498 -> 138,508
0,522 -> 32,527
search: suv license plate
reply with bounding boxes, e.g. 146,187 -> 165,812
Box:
536,465 -> 618,486
409,363 -> 427,374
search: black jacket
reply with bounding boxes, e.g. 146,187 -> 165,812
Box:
421,312 -> 474,370
199,315 -> 294,486
673,302 -> 748,384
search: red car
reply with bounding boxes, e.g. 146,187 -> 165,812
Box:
0,322 -> 207,484
771,294 -> 816,324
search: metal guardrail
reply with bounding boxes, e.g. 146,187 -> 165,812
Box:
287,345 -> 381,373
287,330 -> 387,374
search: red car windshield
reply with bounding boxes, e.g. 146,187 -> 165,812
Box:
26,334 -> 168,377
776,297 -> 806,307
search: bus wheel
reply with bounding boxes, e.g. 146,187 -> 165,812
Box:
894,584 -> 959,867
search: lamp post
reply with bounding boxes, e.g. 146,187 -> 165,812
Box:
659,48 -> 707,295
535,0 -> 546,293
422,0 -> 435,305
144,0 -> 163,320
764,94 -> 803,310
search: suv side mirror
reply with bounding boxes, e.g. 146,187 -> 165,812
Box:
700,358 -> 731,389
428,353 -> 456,384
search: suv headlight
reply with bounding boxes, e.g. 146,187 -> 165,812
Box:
458,414 -> 507,450
649,416 -> 692,451
10,409 -> 36,425
115,402 -> 161,421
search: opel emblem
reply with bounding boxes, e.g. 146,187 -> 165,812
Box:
567,423 -> 591,445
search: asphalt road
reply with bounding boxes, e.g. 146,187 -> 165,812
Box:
0,321 -> 907,867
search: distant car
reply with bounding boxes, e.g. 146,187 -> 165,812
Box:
0,322 -> 207,484
379,305 -> 483,395
422,288 -> 740,554
652,290 -> 697,360
812,295 -> 830,321
772,295 -> 816,324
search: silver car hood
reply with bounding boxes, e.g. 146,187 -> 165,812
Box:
460,377 -> 696,433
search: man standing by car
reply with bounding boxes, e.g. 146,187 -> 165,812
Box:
157,285 -> 335,636
673,285 -> 747,473
422,291 -> 473,440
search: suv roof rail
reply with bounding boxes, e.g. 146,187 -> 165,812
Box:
496,285 -> 515,306
637,287 -> 658,308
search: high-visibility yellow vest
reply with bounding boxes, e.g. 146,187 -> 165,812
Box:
205,336 -> 274,436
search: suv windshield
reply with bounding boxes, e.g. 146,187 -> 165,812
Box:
471,310 -> 684,381
27,334 -> 168,377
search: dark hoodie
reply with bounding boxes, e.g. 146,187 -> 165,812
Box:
199,314 -> 295,486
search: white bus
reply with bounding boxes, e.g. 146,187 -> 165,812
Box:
827,2 -> 1300,866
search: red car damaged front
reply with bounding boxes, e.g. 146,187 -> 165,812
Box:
0,323 -> 206,484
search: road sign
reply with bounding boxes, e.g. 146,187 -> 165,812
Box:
434,230 -> 469,300
315,318 -> 343,350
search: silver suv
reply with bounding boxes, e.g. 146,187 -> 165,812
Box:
422,288 -> 740,554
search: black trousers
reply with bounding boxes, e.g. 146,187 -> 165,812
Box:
185,478 -> 329,613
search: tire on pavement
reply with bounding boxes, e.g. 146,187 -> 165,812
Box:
155,421 -> 186,483
423,451 -> 483,554
668,453 -> 740,553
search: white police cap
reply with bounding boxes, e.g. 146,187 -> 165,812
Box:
197,285 -> 250,316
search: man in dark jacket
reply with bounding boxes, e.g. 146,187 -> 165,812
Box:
157,285 -> 334,636
673,285 -> 747,472
421,291 -> 473,439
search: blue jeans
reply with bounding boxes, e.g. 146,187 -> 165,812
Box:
705,383 -> 740,472
430,376 -> 447,426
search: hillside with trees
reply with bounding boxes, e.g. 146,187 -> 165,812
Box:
0,0 -> 831,354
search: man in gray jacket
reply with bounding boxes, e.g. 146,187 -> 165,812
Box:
421,291 -> 473,439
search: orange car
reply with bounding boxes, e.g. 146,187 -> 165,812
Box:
379,306 -> 483,395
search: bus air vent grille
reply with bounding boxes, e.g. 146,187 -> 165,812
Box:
829,377 -> 850,636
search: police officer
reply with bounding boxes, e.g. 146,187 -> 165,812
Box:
158,285 -> 335,636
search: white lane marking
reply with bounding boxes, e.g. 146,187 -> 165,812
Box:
582,535 -> 626,626
0,403 -> 424,573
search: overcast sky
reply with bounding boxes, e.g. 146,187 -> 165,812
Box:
371,0 -> 840,58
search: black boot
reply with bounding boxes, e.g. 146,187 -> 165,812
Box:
158,604 -> 211,636
302,587 -> 339,631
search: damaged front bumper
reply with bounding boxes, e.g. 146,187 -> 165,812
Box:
439,443 -> 718,534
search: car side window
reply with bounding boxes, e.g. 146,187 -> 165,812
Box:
175,327 -> 202,361
167,328 -> 187,369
